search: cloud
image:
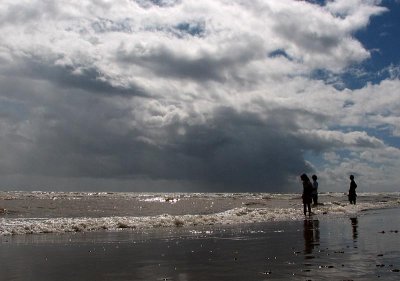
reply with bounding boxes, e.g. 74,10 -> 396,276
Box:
0,80 -> 316,191
299,130 -> 385,150
0,0 -> 384,85
0,0 -> 399,191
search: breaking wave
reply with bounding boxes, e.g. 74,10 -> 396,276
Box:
1,198 -> 399,236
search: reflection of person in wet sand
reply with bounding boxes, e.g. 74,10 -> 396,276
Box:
350,217 -> 358,240
303,219 -> 320,254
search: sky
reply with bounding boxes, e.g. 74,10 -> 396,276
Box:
0,0 -> 400,193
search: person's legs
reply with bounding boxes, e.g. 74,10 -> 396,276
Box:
303,204 -> 307,216
313,195 -> 318,205
307,203 -> 311,215
349,195 -> 354,204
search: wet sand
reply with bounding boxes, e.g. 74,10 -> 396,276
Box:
1,208 -> 399,281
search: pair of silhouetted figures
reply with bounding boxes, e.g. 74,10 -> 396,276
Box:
300,174 -> 319,216
300,174 -> 358,216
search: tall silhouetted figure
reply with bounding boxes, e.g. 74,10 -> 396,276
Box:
300,173 -> 313,216
348,175 -> 357,204
311,174 -> 318,206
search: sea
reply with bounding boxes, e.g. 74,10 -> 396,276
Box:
1,191 -> 399,236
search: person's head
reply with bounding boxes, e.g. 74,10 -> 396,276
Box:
300,173 -> 309,182
312,174 -> 317,181
350,175 -> 354,180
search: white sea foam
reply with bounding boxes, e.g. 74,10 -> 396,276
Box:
1,196 -> 399,236
139,196 -> 180,203
0,208 -> 294,236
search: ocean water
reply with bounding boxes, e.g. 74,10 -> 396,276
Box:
1,191 -> 399,236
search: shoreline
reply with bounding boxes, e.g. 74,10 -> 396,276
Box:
1,208 -> 399,280
1,192 -> 399,236
1,206 -> 399,242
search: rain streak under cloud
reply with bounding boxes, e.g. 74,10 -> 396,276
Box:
0,0 -> 400,192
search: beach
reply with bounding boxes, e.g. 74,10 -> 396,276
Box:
0,192 -> 400,280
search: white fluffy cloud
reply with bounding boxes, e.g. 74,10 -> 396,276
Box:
0,0 -> 399,191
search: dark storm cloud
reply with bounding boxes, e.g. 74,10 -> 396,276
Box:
160,107 -> 315,190
0,89 -> 316,191
2,68 -> 385,191
1,56 -> 148,97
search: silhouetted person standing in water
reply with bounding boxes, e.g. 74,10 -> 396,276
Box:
311,174 -> 318,206
348,175 -> 357,204
300,174 -> 313,216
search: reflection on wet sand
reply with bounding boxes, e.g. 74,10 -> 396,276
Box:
350,216 -> 358,250
350,217 -> 358,240
303,219 -> 320,255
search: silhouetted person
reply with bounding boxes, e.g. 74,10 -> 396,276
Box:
311,174 -> 318,206
300,173 -> 313,216
348,175 -> 357,204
